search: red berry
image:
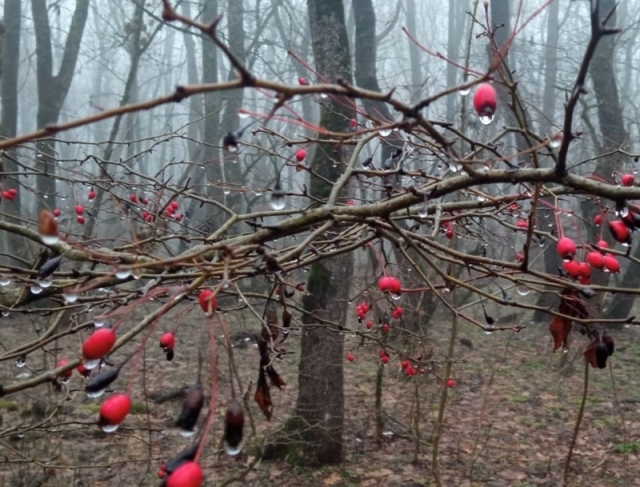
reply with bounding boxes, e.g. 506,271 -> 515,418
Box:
381,323 -> 390,333
381,355 -> 389,364
166,462 -> 203,487
350,118 -> 357,128
346,353 -> 355,362
556,237 -> 577,260
1,191 -> 9,200
473,83 -> 497,118
401,359 -> 410,369
7,188 -> 17,198
515,252 -> 524,262
130,194 -> 138,203
52,209 -> 61,217
99,393 -> 131,429
39,209 -> 58,239
392,307 -> 404,319
405,365 -> 416,376
621,174 -> 635,187
175,214 -> 183,222
595,240 -> 608,252
77,364 -> 91,378
446,379 -> 455,388
563,260 -> 581,279
445,228 -> 454,239
88,191 -> 96,200
82,328 -> 116,361
170,201 -> 179,210
198,289 -> 216,314
75,205 -> 84,215
365,320 -> 373,330
295,148 -> 307,162
378,350 -> 386,358
298,77 -> 309,86
346,199 -> 355,206
378,276 -> 390,291
578,261 -> 591,279
516,219 -> 528,229
160,333 -> 176,350
609,220 -> 631,245
603,254 -> 620,273
141,197 -> 149,205
594,214 -> 603,225
56,359 -> 73,380
76,216 -> 85,224
587,251 -> 605,270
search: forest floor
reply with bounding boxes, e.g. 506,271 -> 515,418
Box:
1,301 -> 640,487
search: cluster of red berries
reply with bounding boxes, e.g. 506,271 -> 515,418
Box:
400,359 -> 417,376
391,307 -> 404,319
355,302 -> 370,320
378,276 -> 401,295
1,188 -> 17,201
141,210 -> 155,223
557,235 -> 621,283
75,204 -> 85,224
164,200 -> 182,221
379,350 -> 389,364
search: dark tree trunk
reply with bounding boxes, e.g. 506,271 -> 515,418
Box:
31,0 -> 89,210
532,0 -> 561,323
405,0 -> 422,103
292,0 -> 354,466
1,0 -> 23,261
586,0 -> 635,323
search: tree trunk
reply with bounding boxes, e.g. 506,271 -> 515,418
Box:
532,0 -> 561,323
292,0 -> 354,466
31,0 -> 89,210
405,0 -> 422,103
1,0 -> 24,261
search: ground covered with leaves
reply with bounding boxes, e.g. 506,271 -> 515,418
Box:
1,303 -> 639,486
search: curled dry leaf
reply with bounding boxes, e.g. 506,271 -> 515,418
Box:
549,316 -> 571,352
266,365 -> 286,389
254,371 -> 272,420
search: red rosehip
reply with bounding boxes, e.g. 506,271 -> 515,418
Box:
198,289 -> 216,314
56,359 -> 73,381
160,332 -> 175,350
88,191 -> 96,200
76,216 -> 85,224
593,214 -> 603,225
295,148 -> 307,162
603,254 -> 620,273
52,209 -> 61,217
446,379 -> 455,388
346,353 -> 355,362
621,174 -> 635,187
130,194 -> 138,203
75,205 -> 84,215
556,237 -> 577,260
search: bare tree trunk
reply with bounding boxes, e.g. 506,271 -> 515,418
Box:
532,0 -> 561,323
446,1 -> 464,121
1,0 -> 24,261
405,0 -> 422,102
31,0 -> 89,210
291,0 -> 354,466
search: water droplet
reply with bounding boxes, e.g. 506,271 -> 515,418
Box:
180,428 -> 197,438
477,195 -> 486,202
563,348 -> 569,354
227,145 -> 238,153
84,359 -> 101,370
94,318 -> 105,328
0,277 -> 11,286
449,162 -> 462,172
479,114 -> 494,125
270,195 -> 286,211
225,442 -> 243,456
391,293 -> 402,301
238,109 -> 250,119
459,87 -> 471,96
38,277 -> 52,288
223,189 -> 231,195
30,285 -> 43,295
379,128 -> 392,137
484,327 -> 494,335
41,235 -> 60,245
101,424 -> 119,433
15,356 -> 26,368
87,389 -> 106,398
64,292 -> 78,304
115,269 -> 131,280
1,311 -> 9,317
320,93 -> 328,99
516,285 -> 530,296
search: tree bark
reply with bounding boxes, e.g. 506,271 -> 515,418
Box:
1,0 -> 23,261
292,0 -> 354,466
31,0 -> 89,210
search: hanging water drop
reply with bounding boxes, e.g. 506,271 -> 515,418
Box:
516,285 -> 530,296
115,269 -> 131,280
0,277 -> 11,286
180,428 -> 197,438
418,203 -> 428,219
223,188 -> 231,195
237,109 -> 250,119
30,285 -> 43,295
84,358 -> 101,370
38,277 -> 52,288
87,389 -> 107,398
459,87 -> 471,96
64,292 -> 78,304
100,424 -> 119,433
479,114 -> 494,125
41,235 -> 60,245
379,128 -> 392,137
15,355 -> 26,368
391,293 -> 402,301
270,181 -> 286,211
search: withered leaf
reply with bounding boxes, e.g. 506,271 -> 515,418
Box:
254,371 -> 272,420
559,289 -> 588,319
584,341 -> 598,368
549,316 -> 571,352
266,365 -> 286,389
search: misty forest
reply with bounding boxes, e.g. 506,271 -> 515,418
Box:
2,0 -> 640,485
